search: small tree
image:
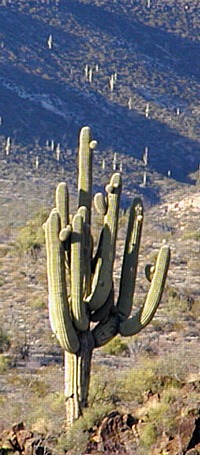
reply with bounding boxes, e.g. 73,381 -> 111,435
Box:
44,126 -> 170,427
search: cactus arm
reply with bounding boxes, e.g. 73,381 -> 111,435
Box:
119,245 -> 170,336
56,182 -> 69,229
145,264 -> 155,282
59,225 -> 72,242
71,213 -> 89,331
117,198 -> 143,319
56,182 -> 71,268
94,192 -> 108,216
78,126 -> 97,224
91,286 -> 115,323
86,173 -> 122,312
45,209 -> 58,336
92,313 -> 120,348
78,206 -> 92,296
45,209 -> 79,353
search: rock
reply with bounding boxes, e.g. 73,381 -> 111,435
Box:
0,424 -> 51,455
86,411 -> 138,454
152,411 -> 200,455
16,430 -> 33,452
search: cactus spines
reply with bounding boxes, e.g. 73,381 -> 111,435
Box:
45,126 -> 171,427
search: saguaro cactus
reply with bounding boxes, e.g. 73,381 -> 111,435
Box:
44,126 -> 170,427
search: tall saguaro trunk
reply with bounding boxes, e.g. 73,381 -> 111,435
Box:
64,332 -> 94,427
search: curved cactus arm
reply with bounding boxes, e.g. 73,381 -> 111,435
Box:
45,209 -> 58,336
91,286 -> 115,323
86,173 -> 122,312
94,192 -> 108,216
45,209 -> 79,353
71,212 -> 89,331
92,313 -> 120,348
56,182 -> 71,268
119,245 -> 170,336
117,198 -> 143,319
56,182 -> 69,229
78,126 -> 97,224
59,225 -> 72,242
145,264 -> 155,282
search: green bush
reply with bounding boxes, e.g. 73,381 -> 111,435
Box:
101,335 -> 129,356
118,358 -> 160,404
0,328 -> 11,353
17,208 -> 48,253
139,422 -> 157,450
0,354 -> 10,373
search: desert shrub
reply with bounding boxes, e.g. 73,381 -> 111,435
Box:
101,335 -> 129,356
148,401 -> 176,434
155,349 -> 195,384
182,229 -> 200,241
118,357 -> 160,404
0,244 -> 13,257
0,354 -> 10,373
26,391 -> 65,435
162,386 -> 181,404
17,208 -> 48,253
0,327 -> 11,353
30,298 -> 46,310
58,403 -> 113,454
28,377 -> 49,397
139,422 -> 157,451
0,277 -> 5,287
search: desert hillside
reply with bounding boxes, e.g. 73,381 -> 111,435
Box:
0,1 -> 200,454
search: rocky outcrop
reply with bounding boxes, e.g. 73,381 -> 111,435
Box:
152,409 -> 200,455
85,408 -> 200,455
85,411 -> 139,454
0,422 -> 51,455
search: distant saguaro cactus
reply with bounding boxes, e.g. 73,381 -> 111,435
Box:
44,126 -> 170,427
47,34 -> 53,50
5,137 -> 11,155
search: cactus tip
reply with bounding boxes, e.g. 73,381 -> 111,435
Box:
89,140 -> 98,150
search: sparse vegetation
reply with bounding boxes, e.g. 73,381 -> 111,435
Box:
16,208 -> 48,253
101,335 -> 129,356
0,327 -> 11,353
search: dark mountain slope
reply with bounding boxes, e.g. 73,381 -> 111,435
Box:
0,0 -> 199,186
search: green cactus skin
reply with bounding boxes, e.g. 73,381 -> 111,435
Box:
117,197 -> 143,319
56,182 -> 69,229
86,172 -> 122,311
119,245 -> 171,336
71,213 -> 89,331
45,209 -> 79,354
78,126 -> 93,224
45,126 -> 171,427
94,192 -> 108,215
90,286 -> 115,323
